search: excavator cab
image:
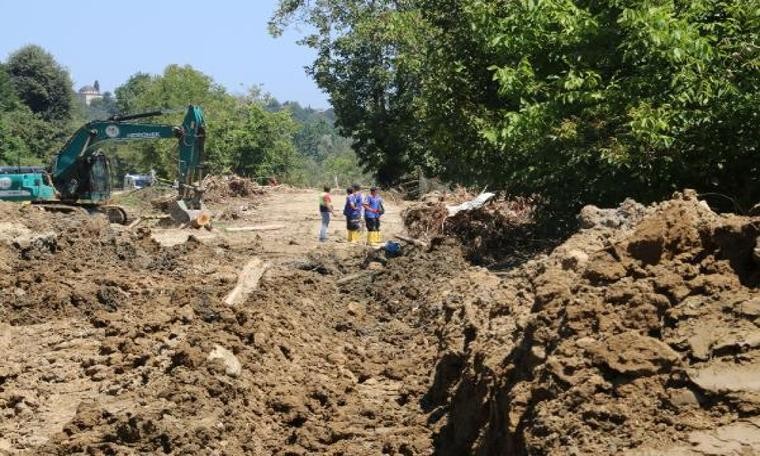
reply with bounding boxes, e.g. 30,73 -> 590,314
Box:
58,151 -> 112,203
86,152 -> 111,202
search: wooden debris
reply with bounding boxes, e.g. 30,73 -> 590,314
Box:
127,218 -> 143,230
126,214 -> 171,230
224,224 -> 284,233
394,234 -> 428,248
224,257 -> 269,306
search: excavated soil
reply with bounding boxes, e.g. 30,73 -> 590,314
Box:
1,189 -> 759,455
421,191 -> 760,455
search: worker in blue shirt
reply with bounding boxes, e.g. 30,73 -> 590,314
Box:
343,187 -> 362,242
363,186 -> 384,245
352,183 -> 365,221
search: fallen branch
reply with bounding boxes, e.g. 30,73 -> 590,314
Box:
127,217 -> 143,230
394,234 -> 428,248
224,224 -> 284,233
224,257 -> 269,306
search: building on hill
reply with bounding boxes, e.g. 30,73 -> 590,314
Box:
78,80 -> 102,105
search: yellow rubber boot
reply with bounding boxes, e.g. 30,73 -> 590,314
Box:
348,230 -> 360,243
367,231 -> 382,246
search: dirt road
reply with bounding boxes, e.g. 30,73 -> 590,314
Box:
226,188 -> 407,259
150,188 -> 407,262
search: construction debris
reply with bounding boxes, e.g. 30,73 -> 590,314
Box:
2,188 -> 759,456
223,257 -> 268,306
202,174 -> 269,202
446,191 -> 495,216
403,190 -> 544,266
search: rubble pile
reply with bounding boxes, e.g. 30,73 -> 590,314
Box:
202,174 -> 269,203
403,191 -> 543,266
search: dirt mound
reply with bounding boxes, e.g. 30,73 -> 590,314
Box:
0,204 -> 242,326
111,186 -> 178,217
0,197 -> 440,454
202,174 -> 269,203
423,190 -> 760,455
6,248 -> 443,455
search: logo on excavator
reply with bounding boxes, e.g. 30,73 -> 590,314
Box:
105,125 -> 120,138
0,177 -> 11,189
126,132 -> 161,139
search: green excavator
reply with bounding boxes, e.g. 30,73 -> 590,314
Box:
0,105 -> 210,226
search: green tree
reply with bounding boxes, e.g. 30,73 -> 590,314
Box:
6,45 -> 75,121
0,106 -> 60,165
271,0 -> 421,185
273,0 -> 760,213
112,65 -> 305,183
0,63 -> 19,111
0,56 -> 70,165
293,117 -> 333,160
114,72 -> 153,114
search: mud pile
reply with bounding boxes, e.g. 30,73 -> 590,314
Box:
0,202 -> 443,455
424,191 -> 760,455
0,203 -> 241,325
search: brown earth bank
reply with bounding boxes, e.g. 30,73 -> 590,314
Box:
0,188 -> 758,455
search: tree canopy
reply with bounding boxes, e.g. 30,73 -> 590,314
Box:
0,49 -> 74,166
272,0 -> 760,213
6,45 -> 75,122
0,43 -> 365,188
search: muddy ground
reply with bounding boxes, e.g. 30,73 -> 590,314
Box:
1,187 -> 759,455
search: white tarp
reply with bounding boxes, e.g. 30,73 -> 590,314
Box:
446,192 -> 496,217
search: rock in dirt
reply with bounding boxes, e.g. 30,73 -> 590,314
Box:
578,198 -> 646,229
560,248 -> 589,271
739,298 -> 760,317
207,344 -> 242,377
590,331 -> 680,376
668,388 -> 701,408
689,362 -> 760,394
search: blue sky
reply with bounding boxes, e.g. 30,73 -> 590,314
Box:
0,0 -> 329,108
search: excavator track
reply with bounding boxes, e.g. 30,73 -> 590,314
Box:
31,202 -> 90,217
31,202 -> 131,225
98,205 -> 130,225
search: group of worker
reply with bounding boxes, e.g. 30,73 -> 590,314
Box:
318,183 -> 384,245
